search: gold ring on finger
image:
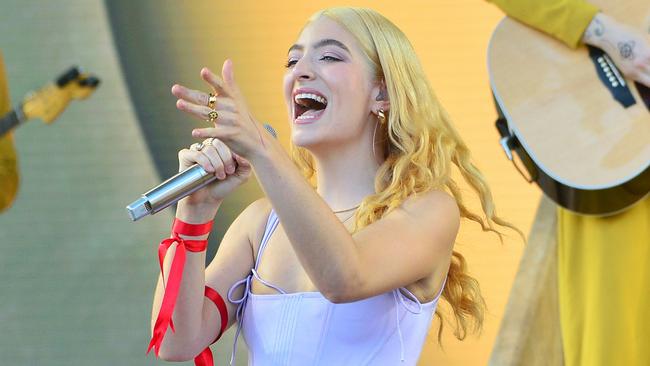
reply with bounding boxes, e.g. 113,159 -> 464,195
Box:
203,138 -> 214,147
207,109 -> 219,122
207,93 -> 217,109
190,142 -> 204,151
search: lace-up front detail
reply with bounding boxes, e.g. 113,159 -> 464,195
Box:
226,209 -> 445,365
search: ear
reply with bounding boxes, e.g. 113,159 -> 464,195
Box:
372,79 -> 390,113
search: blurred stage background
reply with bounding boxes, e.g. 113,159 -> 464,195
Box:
0,1 -> 540,365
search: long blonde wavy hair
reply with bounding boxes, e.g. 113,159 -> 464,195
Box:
290,7 -> 523,342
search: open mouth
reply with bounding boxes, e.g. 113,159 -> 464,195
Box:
294,92 -> 328,122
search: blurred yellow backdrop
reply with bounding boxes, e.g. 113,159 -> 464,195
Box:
0,0 -> 541,364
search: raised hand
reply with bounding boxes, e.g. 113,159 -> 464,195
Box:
173,59 -> 275,162
170,59 -> 271,214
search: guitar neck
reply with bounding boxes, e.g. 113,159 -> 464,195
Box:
0,104 -> 25,137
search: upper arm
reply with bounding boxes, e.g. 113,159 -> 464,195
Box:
341,190 -> 459,302
194,198 -> 270,349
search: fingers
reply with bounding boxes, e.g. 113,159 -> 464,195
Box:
171,84 -> 236,110
171,84 -> 205,104
201,67 -> 229,96
209,139 -> 236,175
199,141 -> 228,179
176,100 -> 236,123
191,125 -> 235,139
636,71 -> 650,88
173,60 -> 244,124
637,58 -> 650,87
233,153 -> 251,170
173,85 -> 236,107
199,61 -> 242,100
178,148 -> 214,173
221,59 -> 240,96
179,138 -> 237,179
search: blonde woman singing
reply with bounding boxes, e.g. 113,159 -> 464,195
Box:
149,7 -> 518,366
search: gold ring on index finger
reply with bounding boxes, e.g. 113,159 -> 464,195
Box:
207,109 -> 219,122
207,93 -> 217,109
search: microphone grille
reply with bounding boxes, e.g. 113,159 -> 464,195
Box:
263,123 -> 277,138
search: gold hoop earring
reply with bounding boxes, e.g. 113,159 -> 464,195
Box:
377,109 -> 386,124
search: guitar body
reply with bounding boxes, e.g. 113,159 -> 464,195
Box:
489,1 -> 650,216
0,52 -> 19,213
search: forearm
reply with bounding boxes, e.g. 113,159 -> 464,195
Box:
582,12 -> 608,47
152,251 -> 206,354
250,145 -> 361,299
582,13 -> 630,56
150,200 -> 220,358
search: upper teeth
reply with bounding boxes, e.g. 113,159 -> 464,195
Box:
294,93 -> 327,106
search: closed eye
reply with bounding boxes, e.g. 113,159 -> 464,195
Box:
321,55 -> 341,62
284,55 -> 342,69
285,59 -> 298,68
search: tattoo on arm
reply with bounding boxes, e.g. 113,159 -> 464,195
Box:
593,18 -> 605,37
618,41 -> 636,60
583,17 -> 605,44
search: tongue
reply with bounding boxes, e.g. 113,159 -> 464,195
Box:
300,109 -> 323,117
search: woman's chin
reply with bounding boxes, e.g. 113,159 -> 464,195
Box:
291,135 -> 316,149
290,131 -> 324,150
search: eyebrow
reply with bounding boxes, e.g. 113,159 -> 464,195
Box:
287,38 -> 351,55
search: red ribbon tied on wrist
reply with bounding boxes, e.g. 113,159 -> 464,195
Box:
147,218 -> 213,357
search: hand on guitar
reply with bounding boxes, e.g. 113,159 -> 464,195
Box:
582,13 -> 650,87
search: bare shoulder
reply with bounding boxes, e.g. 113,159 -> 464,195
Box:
237,197 -> 273,250
400,190 -> 460,249
402,189 -> 459,213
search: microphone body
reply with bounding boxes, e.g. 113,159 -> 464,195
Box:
127,164 -> 216,221
126,123 -> 276,221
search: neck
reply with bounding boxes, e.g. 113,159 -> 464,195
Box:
309,121 -> 383,211
0,108 -> 22,137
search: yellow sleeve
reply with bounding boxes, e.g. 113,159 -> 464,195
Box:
0,52 -> 20,212
488,0 -> 599,48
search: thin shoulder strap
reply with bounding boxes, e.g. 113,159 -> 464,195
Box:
254,209 -> 279,270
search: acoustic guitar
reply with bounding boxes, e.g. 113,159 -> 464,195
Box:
0,66 -> 100,211
489,1 -> 650,216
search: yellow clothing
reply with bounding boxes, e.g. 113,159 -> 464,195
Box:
558,199 -> 650,365
488,0 -> 598,48
0,52 -> 19,212
487,1 -> 650,365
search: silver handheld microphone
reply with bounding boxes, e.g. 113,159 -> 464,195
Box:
126,123 -> 277,221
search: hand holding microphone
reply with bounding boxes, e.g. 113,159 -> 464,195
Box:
126,60 -> 278,221
178,137 -> 252,207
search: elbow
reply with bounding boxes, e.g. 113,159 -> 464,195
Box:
158,348 -> 196,362
157,339 -> 202,362
325,292 -> 349,304
322,274 -> 364,304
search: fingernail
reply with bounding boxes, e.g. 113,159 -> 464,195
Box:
192,130 -> 200,137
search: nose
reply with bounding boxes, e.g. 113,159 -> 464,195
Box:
292,57 -> 315,81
